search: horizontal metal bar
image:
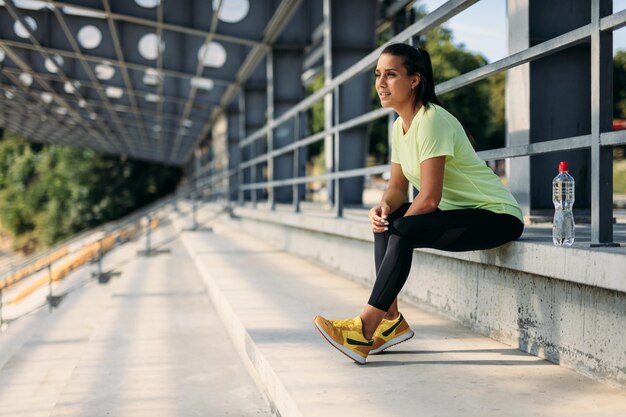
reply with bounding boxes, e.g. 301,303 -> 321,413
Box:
432,9 -> 625,97
240,107 -> 391,169
241,164 -> 389,190
478,134 -> 592,160
600,8 -> 626,32
267,130 -> 328,161
240,131 -> 604,190
600,130 -> 626,146
238,0 -> 478,148
437,24 -> 591,94
239,5 -> 626,154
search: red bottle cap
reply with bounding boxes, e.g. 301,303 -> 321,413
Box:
558,161 -> 569,172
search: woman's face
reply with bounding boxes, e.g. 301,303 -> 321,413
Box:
375,53 -> 419,110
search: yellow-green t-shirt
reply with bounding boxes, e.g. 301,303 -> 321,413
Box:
390,104 -> 523,222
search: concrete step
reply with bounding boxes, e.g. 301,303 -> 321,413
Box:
0,221 -> 274,417
224,204 -> 626,387
178,209 -> 626,417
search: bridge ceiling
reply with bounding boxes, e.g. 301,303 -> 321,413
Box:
0,0 -> 307,165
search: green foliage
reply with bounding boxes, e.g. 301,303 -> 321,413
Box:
0,132 -> 181,252
615,159 -> 626,194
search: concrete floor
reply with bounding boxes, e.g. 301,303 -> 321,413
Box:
0,221 -> 274,417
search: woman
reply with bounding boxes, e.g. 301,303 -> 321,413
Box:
313,43 -> 524,364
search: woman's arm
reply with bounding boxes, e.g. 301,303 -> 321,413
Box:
404,156 -> 445,217
369,162 -> 408,232
381,162 -> 409,212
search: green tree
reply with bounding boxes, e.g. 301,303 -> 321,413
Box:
0,131 -> 181,253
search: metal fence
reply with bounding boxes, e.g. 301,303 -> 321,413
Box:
192,0 -> 626,246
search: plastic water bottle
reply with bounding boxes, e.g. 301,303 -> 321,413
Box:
552,161 -> 575,246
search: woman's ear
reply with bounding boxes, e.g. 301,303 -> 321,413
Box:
412,74 -> 421,89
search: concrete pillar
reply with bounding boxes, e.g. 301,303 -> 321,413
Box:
243,79 -> 266,203
227,107 -> 241,202
506,0 -> 607,219
326,0 -> 377,206
271,50 -> 307,203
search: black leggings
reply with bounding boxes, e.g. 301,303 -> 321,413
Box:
368,203 -> 524,311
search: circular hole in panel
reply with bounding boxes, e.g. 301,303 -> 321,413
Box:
78,99 -> 87,108
134,0 -> 160,8
14,16 -> 37,39
41,92 -> 53,104
182,119 -> 193,128
55,106 -> 67,116
78,25 -> 102,49
5,91 -> 15,100
138,33 -> 164,60
44,54 -> 64,73
95,62 -> 115,80
89,112 -> 98,120
145,93 -> 160,102
191,77 -> 214,90
105,86 -> 124,99
212,0 -> 249,23
19,72 -> 33,86
0,48 -> 5,63
198,41 -> 226,67
13,0 -> 47,10
64,80 -> 81,94
143,68 -> 160,85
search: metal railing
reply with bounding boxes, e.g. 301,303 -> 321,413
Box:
193,0 -> 626,245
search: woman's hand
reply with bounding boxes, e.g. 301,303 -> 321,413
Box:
369,203 -> 390,233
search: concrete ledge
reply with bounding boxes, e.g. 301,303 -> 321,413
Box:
229,205 -> 626,388
234,206 -> 626,294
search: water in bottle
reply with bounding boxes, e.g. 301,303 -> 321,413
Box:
552,161 -> 575,246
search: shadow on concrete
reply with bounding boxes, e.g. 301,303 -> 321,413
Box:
380,348 -> 535,356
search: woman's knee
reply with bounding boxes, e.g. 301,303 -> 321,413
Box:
392,214 -> 432,236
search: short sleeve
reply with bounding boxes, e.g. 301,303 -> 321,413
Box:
417,109 -> 455,163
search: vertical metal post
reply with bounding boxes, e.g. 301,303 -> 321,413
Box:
251,160 -> 257,207
47,263 -> 54,311
0,287 -> 4,330
323,0 -> 333,205
238,94 -> 245,206
333,86 -> 343,218
97,238 -> 103,277
194,148 -> 202,205
192,191 -> 198,230
267,49 -> 275,210
145,214 -> 152,254
590,0 -> 617,246
293,112 -> 301,213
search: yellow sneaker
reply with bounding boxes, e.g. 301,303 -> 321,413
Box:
369,313 -> 414,354
313,315 -> 373,364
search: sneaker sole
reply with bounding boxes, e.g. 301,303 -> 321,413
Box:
369,329 -> 415,355
313,319 -> 367,365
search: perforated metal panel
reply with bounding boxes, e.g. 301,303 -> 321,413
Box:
0,0 -> 302,165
